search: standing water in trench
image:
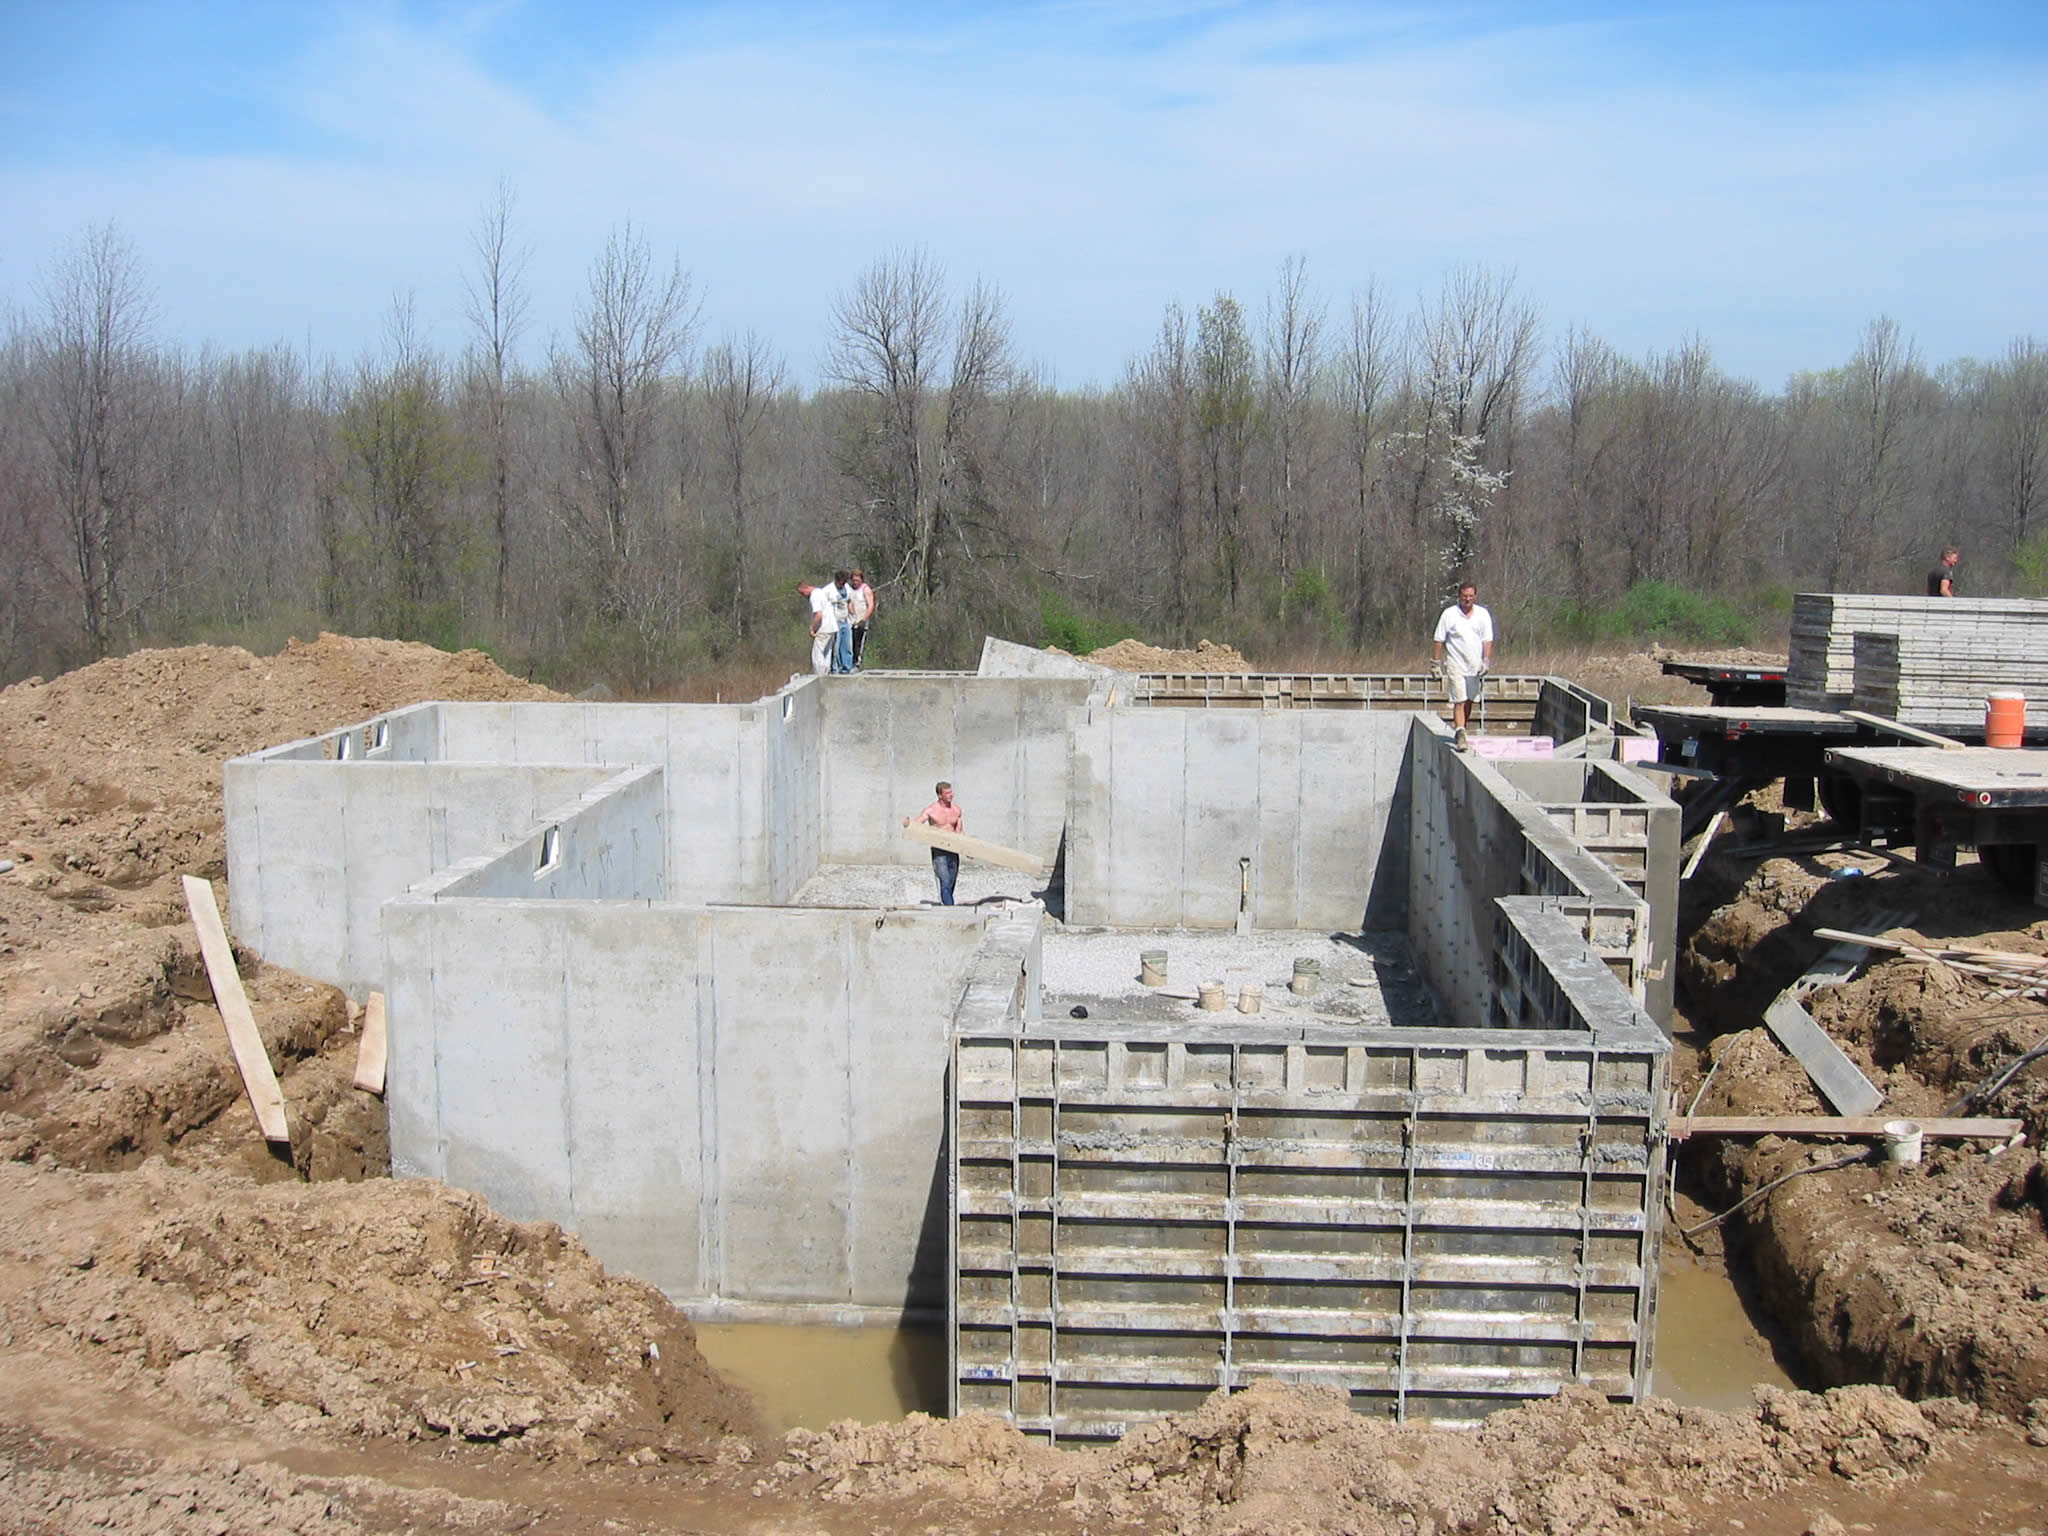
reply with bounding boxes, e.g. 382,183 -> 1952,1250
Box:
691,1322 -> 949,1431
696,1248 -> 1793,1431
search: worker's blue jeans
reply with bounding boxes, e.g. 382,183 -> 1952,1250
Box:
932,850 -> 960,906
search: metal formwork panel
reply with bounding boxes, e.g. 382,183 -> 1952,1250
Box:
951,1027 -> 1667,1442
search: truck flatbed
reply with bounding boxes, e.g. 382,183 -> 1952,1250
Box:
1658,659 -> 1789,707
1825,747 -> 2048,809
1824,746 -> 2048,902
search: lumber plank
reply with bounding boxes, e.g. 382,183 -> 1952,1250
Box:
1681,810 -> 1726,881
1761,991 -> 1884,1117
1794,908 -> 1913,993
902,821 -> 1049,876
1812,927 -> 2048,971
180,875 -> 291,1144
353,990 -> 388,1095
1839,710 -> 1967,749
1670,1115 -> 2021,1141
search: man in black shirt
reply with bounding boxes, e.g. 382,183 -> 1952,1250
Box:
1926,546 -> 1959,597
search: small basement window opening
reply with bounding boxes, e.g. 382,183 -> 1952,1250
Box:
537,826 -> 561,874
334,731 -> 354,760
370,720 -> 390,752
782,694 -> 795,721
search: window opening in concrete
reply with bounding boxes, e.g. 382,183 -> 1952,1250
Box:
783,694 -> 795,721
370,719 -> 390,752
536,825 -> 560,874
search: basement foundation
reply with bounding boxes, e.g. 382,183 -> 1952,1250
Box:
223,660 -> 1676,1428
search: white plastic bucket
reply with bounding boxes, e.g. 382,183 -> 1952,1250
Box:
1882,1119 -> 1923,1165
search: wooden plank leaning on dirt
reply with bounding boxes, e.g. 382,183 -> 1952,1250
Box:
354,990 -> 388,1095
1812,927 -> 2048,974
180,875 -> 291,1144
901,821 -> 1050,877
1670,1115 -> 2022,1141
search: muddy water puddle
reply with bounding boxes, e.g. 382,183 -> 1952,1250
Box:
691,1321 -> 948,1431
696,1249 -> 1793,1431
1653,1247 -> 1799,1410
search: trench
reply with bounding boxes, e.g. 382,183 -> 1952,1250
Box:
694,1241 -> 1798,1430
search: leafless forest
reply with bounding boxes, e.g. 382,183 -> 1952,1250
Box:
5,207 -> 2045,689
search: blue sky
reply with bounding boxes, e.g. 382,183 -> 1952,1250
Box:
3,1 -> 2044,390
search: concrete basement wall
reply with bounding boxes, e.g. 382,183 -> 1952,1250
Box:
1407,721 -> 1660,1032
1064,705 -> 1413,930
819,676 -> 1092,869
222,753 -> 621,997
383,900 -> 987,1314
423,767 -> 664,902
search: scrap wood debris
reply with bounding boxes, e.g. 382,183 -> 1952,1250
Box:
1812,927 -> 2048,997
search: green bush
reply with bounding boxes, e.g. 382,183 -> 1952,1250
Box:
1545,581 -> 1753,648
1039,595 -> 1135,656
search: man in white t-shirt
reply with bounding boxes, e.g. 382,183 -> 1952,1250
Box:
805,578 -> 840,676
1431,581 -> 1494,750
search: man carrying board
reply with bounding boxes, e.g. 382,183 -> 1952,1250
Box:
904,781 -> 963,905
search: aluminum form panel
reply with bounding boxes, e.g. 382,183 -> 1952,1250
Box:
951,1028 -> 1667,1442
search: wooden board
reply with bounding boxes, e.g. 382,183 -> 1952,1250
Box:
180,875 -> 290,1144
1671,1115 -> 2021,1141
1794,908 -> 1913,994
1761,992 -> 1884,1117
1838,710 -> 1966,749
353,990 -> 388,1095
902,821 -> 1049,876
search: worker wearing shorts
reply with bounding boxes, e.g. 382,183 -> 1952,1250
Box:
1432,582 -> 1494,749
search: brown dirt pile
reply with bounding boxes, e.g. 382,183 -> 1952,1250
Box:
1681,856 -> 2048,1417
772,1379 -> 1980,1535
1083,638 -> 1252,672
0,1159 -> 756,1460
0,633 -> 561,887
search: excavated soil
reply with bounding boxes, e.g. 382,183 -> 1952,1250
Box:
1081,637 -> 1253,672
2,636 -> 2045,1533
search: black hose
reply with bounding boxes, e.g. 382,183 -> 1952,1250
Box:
1679,1151 -> 1874,1239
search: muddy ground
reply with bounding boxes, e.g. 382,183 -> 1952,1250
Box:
2,637 -> 2045,1534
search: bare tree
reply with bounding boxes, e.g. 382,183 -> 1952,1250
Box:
1262,255 -> 1324,614
463,180 -> 529,625
827,250 -> 1012,606
27,223 -> 159,656
1125,304 -> 1198,636
1988,337 -> 2048,557
549,224 -> 697,632
1338,281 -> 1396,640
1196,294 -> 1256,612
703,331 -> 786,636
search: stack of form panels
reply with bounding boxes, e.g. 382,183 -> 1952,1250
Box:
1787,594 -> 2048,711
1852,632 -> 2048,731
950,1014 -> 1667,1441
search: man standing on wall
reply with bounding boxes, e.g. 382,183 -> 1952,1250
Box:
1927,546 -> 1960,597
805,578 -> 839,676
831,571 -> 857,673
1432,581 -> 1495,751
847,569 -> 876,670
904,781 -> 963,906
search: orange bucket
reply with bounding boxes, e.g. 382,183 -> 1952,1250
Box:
1986,690 -> 2027,748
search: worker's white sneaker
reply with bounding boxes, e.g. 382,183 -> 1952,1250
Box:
1453,727 -> 1469,750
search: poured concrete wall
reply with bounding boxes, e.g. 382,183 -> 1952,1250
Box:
819,676 -> 1091,869
384,899 -> 986,1313
223,754 -> 620,996
1065,706 -> 1412,930
430,767 -> 664,902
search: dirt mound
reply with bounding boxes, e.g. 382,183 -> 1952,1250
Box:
1681,857 -> 2048,1416
1083,638 -> 1252,673
773,1379 -> 1978,1535
0,1160 -> 757,1459
0,634 -> 560,888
